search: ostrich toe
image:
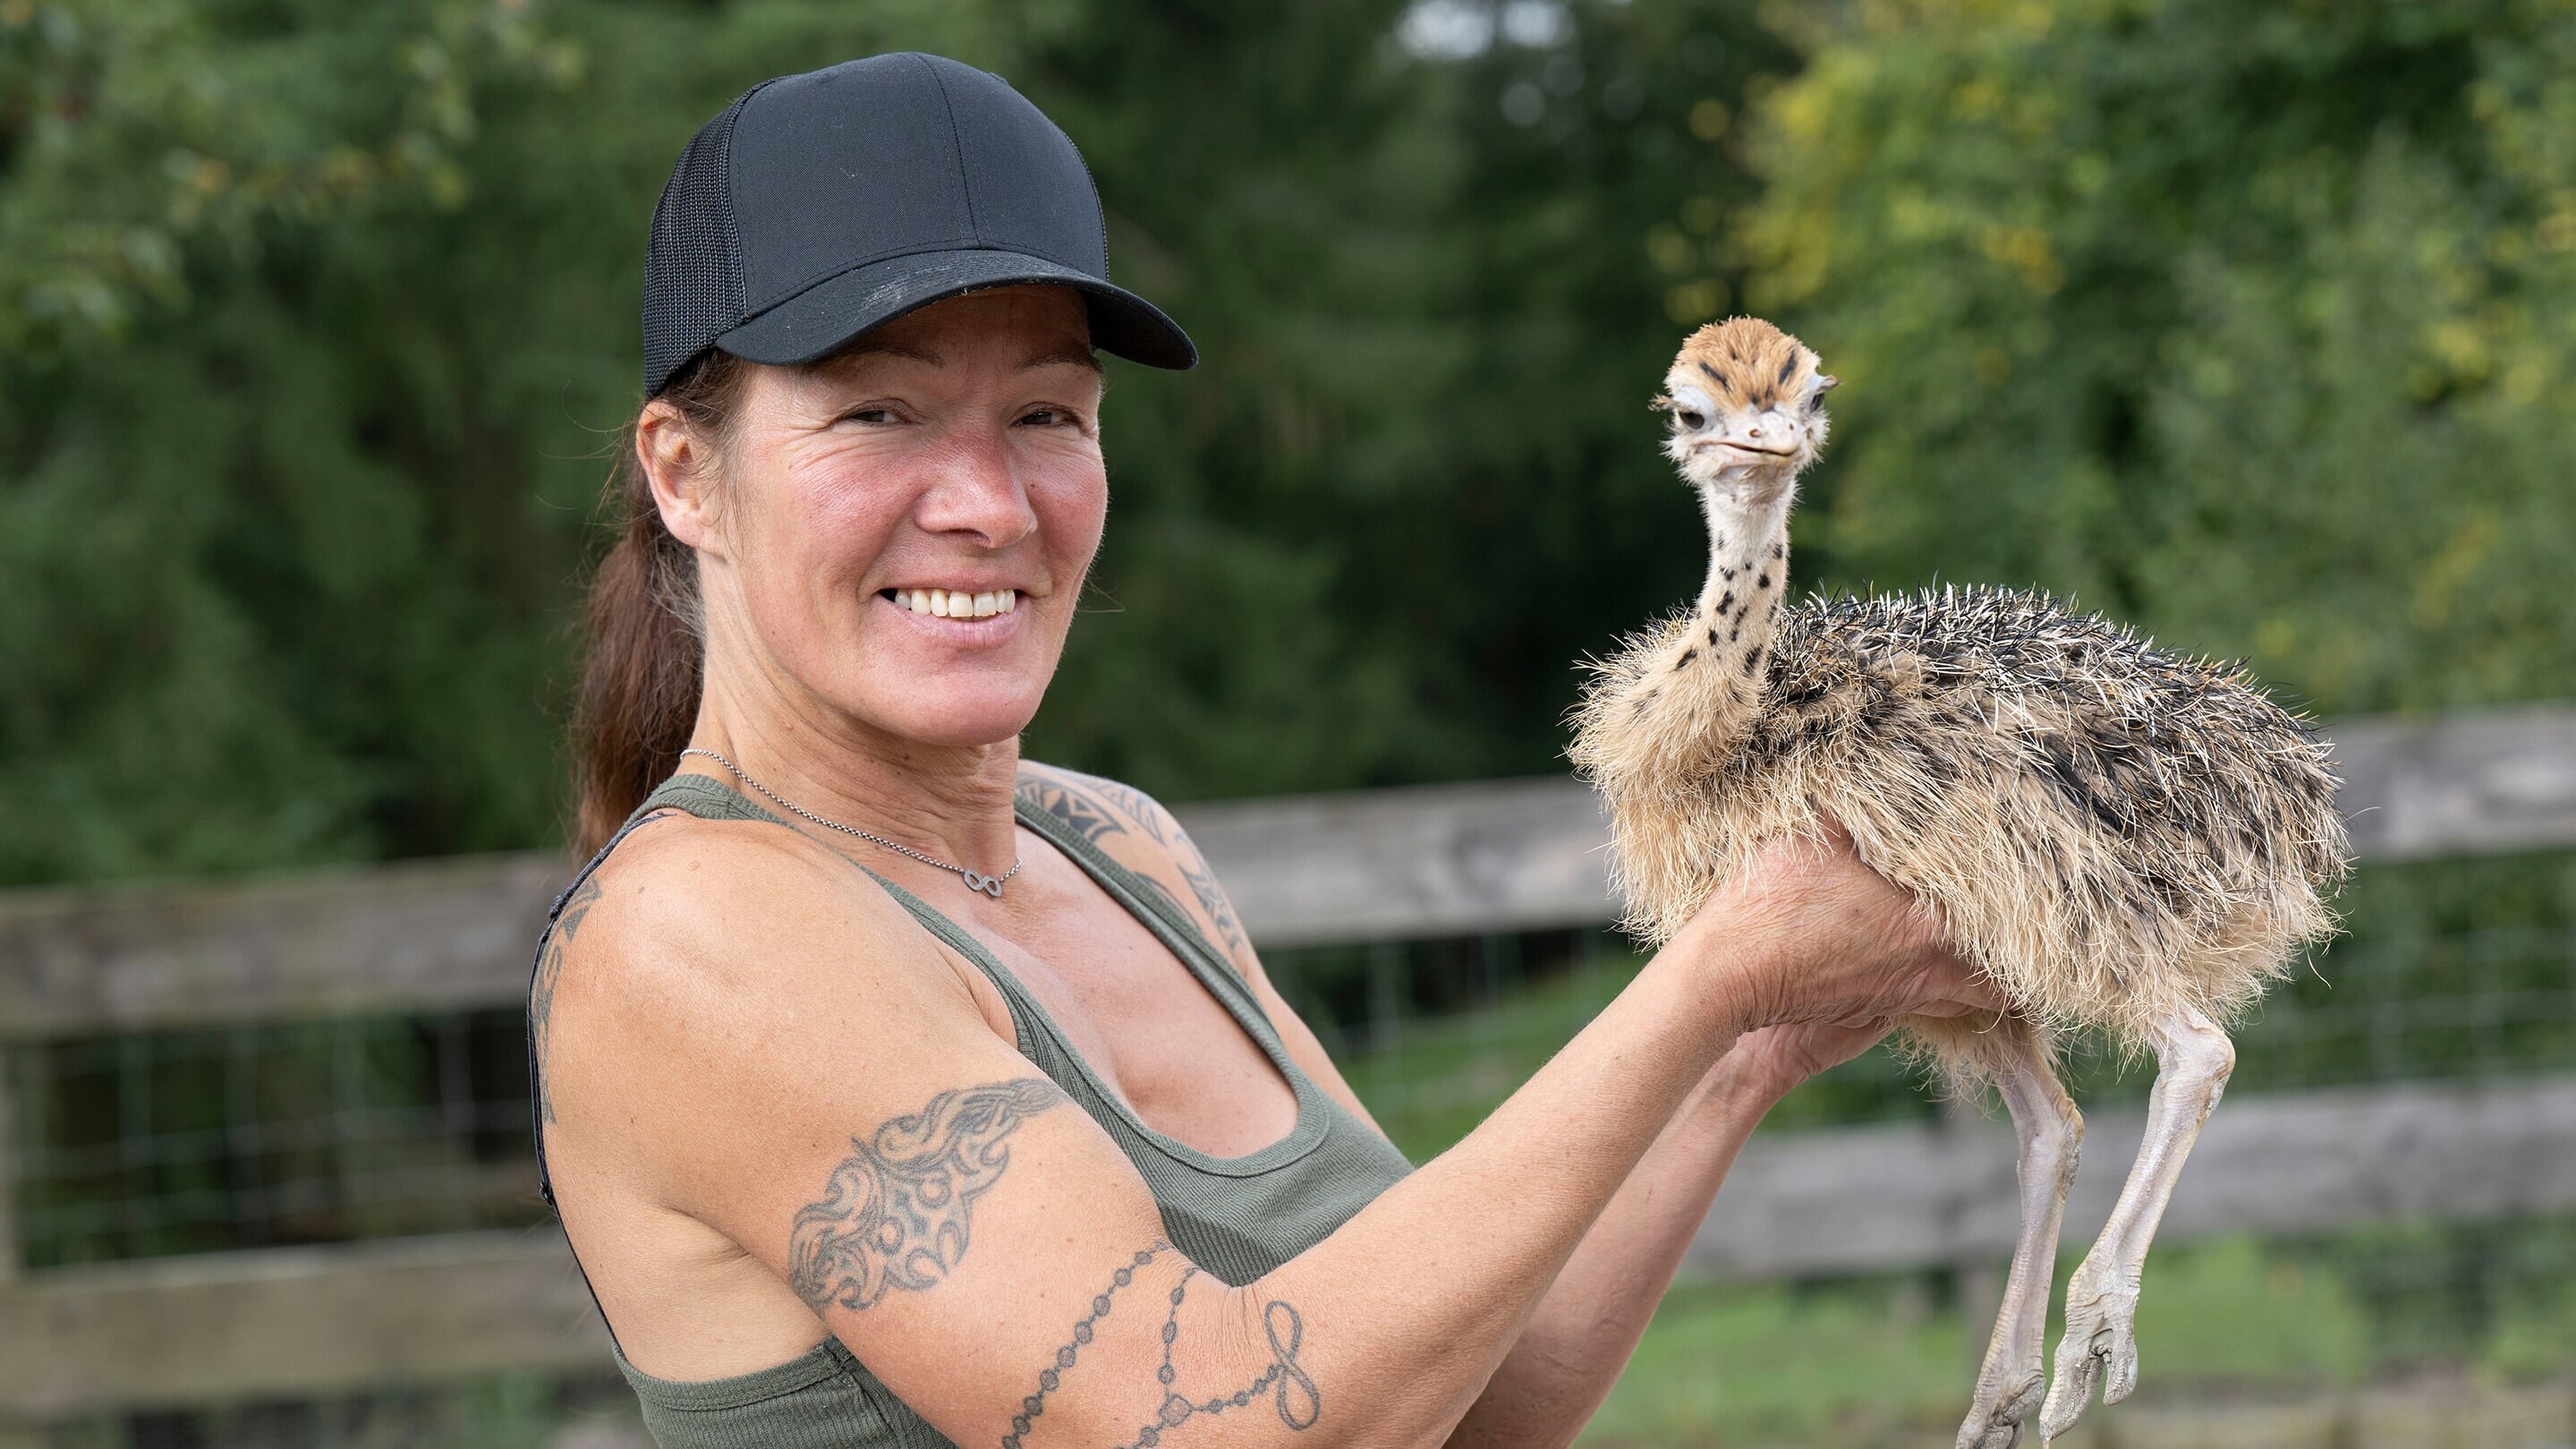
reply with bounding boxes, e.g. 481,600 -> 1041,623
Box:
2041,1274 -> 2140,1439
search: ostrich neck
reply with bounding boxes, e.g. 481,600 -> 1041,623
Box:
1575,478 -> 1795,796
1690,486 -> 1793,689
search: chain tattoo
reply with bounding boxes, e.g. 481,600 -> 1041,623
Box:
788,1078 -> 1065,1315
1001,1242 -> 1320,1449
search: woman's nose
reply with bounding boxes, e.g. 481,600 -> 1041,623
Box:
917,426 -> 1040,547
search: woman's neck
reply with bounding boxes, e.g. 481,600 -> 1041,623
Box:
687,662 -> 1027,878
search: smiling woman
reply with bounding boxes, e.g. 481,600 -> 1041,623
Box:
527,48 -> 2002,1449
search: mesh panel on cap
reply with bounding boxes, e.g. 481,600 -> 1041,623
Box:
642,92 -> 754,396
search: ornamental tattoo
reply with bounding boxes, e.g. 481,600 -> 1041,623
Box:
1014,769 -> 1254,962
1002,1242 -> 1321,1449
789,1078 -> 1066,1315
530,874 -> 603,1126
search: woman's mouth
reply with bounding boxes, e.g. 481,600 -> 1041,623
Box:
878,586 -> 1020,620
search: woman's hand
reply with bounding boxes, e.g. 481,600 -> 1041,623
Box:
1675,820 -> 2002,1037
1722,1018 -> 1893,1099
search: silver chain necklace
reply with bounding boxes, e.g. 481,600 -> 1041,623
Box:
681,747 -> 1024,899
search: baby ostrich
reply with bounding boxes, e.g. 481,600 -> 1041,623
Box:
1569,318 -> 2349,1446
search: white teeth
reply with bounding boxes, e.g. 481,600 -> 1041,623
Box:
893,588 -> 1018,618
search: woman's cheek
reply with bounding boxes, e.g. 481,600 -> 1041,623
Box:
1026,452 -> 1109,564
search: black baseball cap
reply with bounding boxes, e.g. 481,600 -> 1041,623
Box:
641,52 -> 1196,397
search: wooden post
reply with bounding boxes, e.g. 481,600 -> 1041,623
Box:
0,1044 -> 18,1291
0,1044 -> 35,1449
1940,1088 -> 2003,1368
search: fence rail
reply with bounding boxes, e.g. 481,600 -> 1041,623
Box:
9,1072 -> 2572,1419
4,703 -> 2575,1421
4,705 -> 2574,1038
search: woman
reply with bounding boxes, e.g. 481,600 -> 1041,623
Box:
532,52 -> 1997,1449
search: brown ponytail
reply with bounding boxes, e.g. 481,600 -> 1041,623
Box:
571,351 -> 751,855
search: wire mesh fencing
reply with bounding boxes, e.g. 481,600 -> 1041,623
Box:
4,868 -> 2572,1446
9,1008 -> 542,1270
9,914 -> 2572,1269
1263,919 -> 2576,1160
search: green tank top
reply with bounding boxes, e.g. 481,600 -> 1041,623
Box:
526,772 -> 1414,1449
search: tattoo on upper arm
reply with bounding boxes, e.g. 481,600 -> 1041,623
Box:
789,1078 -> 1066,1315
530,874 -> 604,1125
1171,849 -> 1250,960
1004,1241 -> 1320,1449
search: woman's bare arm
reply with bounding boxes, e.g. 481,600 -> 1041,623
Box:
1025,768 -> 1931,1448
1013,767 -> 1922,1449
545,809 -> 1982,1449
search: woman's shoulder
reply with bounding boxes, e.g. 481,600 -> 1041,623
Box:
1013,761 -> 1190,848
587,805 -> 869,936
544,809 -> 978,1074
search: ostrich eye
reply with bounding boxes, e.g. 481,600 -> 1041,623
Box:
1675,410 -> 1706,431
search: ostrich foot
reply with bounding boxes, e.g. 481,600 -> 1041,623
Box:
2036,1004 -> 2234,1443
2041,1273 -> 2140,1439
1952,1029 -> 2081,1449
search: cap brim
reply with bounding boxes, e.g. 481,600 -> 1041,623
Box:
713,247 -> 1195,372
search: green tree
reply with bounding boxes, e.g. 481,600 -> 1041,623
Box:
1015,0 -> 1792,796
0,0 -> 1793,883
1733,0 -> 2576,715
0,1 -> 1050,882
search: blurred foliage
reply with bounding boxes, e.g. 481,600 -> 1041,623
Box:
1,0 -> 2569,884
1739,0 -> 2576,715
0,0 -> 1783,882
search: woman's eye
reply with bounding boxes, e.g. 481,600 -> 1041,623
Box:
1675,410 -> 1706,431
844,405 -> 901,425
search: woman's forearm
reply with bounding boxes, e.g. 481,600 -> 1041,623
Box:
1238,919 -> 1764,1449
1440,1048 -> 1791,1449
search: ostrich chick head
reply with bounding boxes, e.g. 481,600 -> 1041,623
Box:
1655,316 -> 1836,508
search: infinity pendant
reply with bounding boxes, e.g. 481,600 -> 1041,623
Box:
963,871 -> 1004,899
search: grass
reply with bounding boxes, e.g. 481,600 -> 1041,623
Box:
1314,949 -> 2573,1447
1582,1231 -> 2576,1448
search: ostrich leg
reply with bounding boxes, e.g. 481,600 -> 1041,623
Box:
2038,1005 -> 2236,1442
1955,1030 -> 2084,1449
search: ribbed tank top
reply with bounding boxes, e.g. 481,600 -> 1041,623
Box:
526,772 -> 1415,1449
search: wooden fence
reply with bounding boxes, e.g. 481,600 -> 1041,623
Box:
4,703 -> 2575,1424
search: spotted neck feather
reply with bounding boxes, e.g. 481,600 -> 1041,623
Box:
1679,487 -> 1792,744
1575,486 -> 1792,794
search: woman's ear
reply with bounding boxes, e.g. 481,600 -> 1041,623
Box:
638,399 -> 723,553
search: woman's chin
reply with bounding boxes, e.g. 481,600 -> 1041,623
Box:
832,674 -> 1045,751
